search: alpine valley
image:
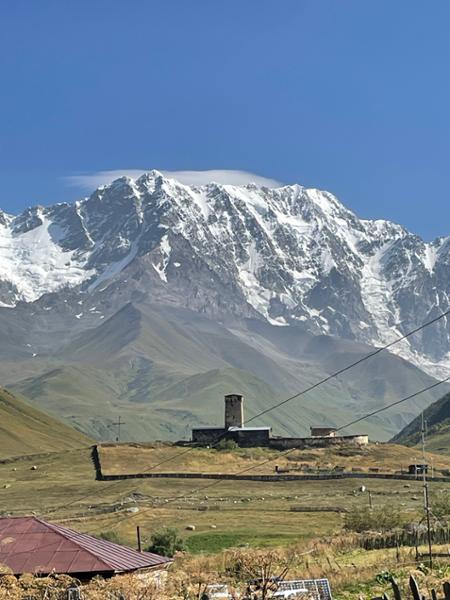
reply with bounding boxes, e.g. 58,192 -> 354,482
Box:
1,170 -> 449,441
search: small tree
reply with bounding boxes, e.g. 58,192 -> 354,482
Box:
225,549 -> 292,599
147,527 -> 186,558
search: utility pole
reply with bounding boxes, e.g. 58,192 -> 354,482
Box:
112,416 -> 126,443
136,526 -> 142,552
421,412 -> 433,569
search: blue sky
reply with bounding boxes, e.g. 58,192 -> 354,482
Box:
1,1 -> 449,239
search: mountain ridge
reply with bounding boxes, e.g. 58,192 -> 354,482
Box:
1,171 -> 449,379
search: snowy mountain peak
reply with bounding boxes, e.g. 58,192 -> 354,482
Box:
1,171 -> 450,376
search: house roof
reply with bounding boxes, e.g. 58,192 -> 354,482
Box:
0,517 -> 172,576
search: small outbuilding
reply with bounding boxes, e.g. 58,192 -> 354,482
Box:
310,427 -> 337,438
0,517 -> 172,580
408,464 -> 428,476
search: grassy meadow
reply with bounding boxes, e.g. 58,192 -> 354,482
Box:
1,442 -> 450,555
3,442 -> 450,597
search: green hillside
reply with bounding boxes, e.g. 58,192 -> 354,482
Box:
5,303 -> 448,443
0,388 -> 92,457
392,390 -> 450,453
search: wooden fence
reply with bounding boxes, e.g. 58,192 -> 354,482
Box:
362,527 -> 450,551
376,576 -> 450,600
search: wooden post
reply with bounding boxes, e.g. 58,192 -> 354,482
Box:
137,526 -> 142,552
391,578 -> 402,600
443,581 -> 450,600
369,490 -> 373,509
410,576 -> 421,600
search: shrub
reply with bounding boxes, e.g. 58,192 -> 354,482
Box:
215,438 -> 239,451
146,527 -> 186,558
344,505 -> 404,533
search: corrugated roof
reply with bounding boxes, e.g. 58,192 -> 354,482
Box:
0,517 -> 172,576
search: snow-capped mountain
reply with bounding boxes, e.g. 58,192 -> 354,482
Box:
1,170 -> 450,376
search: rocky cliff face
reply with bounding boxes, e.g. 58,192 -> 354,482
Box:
1,170 -> 449,376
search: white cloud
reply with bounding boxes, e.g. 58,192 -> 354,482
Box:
65,169 -> 282,192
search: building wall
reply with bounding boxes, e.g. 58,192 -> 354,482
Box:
192,428 -> 226,444
192,427 -> 368,450
310,427 -> 336,437
192,427 -> 271,447
230,429 -> 271,448
269,435 -> 369,450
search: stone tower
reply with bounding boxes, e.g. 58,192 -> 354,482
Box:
224,394 -> 244,429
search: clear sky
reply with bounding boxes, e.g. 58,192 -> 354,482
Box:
1,1 -> 449,239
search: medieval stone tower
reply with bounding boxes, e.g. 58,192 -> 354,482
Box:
224,394 -> 244,429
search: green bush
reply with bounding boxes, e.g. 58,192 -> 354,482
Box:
344,505 -> 404,533
215,438 -> 239,451
146,527 -> 186,558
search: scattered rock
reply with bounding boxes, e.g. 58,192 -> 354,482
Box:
411,496 -> 419,501
359,485 -> 366,493
210,525 -> 217,529
127,507 -> 139,513
31,466 -> 38,471
3,484 -> 10,489
404,484 -> 411,488
186,525 -> 196,531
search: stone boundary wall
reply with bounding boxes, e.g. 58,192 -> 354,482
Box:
92,446 -> 450,484
269,434 -> 369,450
97,471 -> 450,483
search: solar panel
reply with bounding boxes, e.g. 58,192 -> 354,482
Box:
277,578 -> 332,600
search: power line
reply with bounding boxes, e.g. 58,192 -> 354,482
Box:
245,308 -> 450,424
334,375 -> 450,433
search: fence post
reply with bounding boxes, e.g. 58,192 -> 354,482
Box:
443,582 -> 450,600
391,578 -> 402,600
409,576 -> 421,600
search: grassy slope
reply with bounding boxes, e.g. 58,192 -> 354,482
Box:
6,303 -> 448,443
1,443 -> 450,555
393,390 -> 450,453
0,388 -> 92,457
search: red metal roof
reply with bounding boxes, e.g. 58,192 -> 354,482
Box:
0,517 -> 172,576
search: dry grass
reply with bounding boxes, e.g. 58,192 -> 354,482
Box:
1,445 -> 450,557
98,441 -> 450,477
3,543 -> 450,599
